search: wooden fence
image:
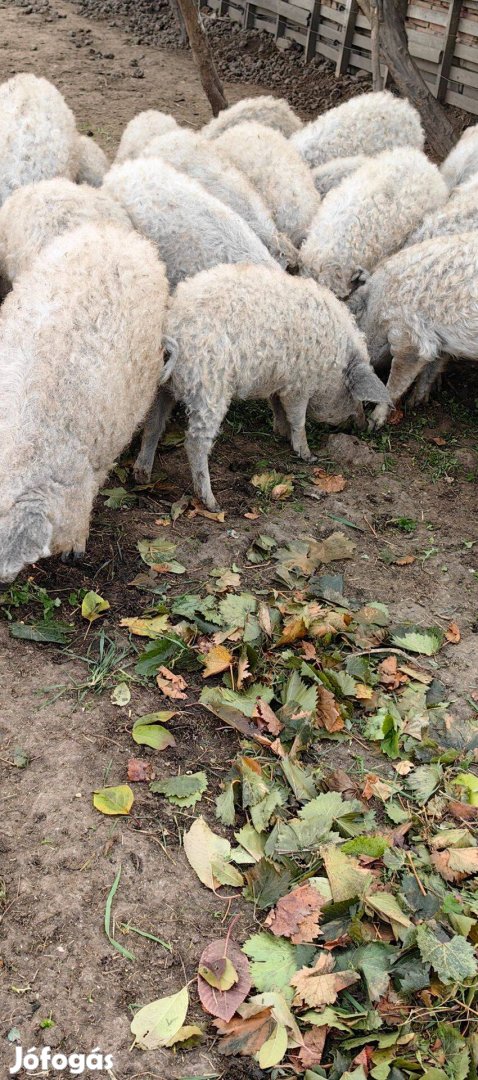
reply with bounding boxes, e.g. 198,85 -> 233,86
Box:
207,0 -> 478,115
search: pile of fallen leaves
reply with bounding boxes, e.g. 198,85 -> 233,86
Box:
104,530 -> 478,1077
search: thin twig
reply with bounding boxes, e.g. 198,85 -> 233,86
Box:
406,851 -> 427,896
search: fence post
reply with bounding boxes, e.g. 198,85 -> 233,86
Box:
275,5 -> 288,41
243,0 -> 255,26
336,0 -> 359,75
305,0 -> 321,61
435,0 -> 462,102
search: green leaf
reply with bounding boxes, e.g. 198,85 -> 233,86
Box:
281,757 -> 317,802
390,625 -> 444,655
131,986 -> 189,1049
364,706 -> 402,759
150,771 -> 207,808
437,1023 -> 470,1080
81,591 -> 110,622
320,844 -> 374,902
215,782 -> 237,826
218,592 -> 258,628
251,788 -> 287,833
101,486 -> 137,508
342,836 -> 389,858
257,1022 -> 288,1068
138,537 -> 185,573
235,824 -> 266,862
242,933 -> 314,1002
416,925 -> 478,984
365,892 -> 412,931
200,683 -> 273,718
93,785 -> 134,816
322,669 -> 357,697
135,635 -> 197,677
110,682 -> 131,707
345,942 -> 396,1001
243,858 -> 292,911
454,772 -> 478,806
132,711 -> 176,750
9,621 -> 72,644
406,764 -> 443,804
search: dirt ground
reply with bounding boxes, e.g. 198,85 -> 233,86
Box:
0,3 -> 478,1078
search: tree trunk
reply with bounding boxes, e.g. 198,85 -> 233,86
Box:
175,0 -> 228,116
356,0 -> 455,158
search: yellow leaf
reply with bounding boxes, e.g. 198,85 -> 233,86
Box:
120,614 -> 170,638
131,987 -> 189,1050
257,1022 -> 288,1068
93,785 -> 134,816
355,683 -> 374,701
202,645 -> 233,678
198,957 -> 238,991
81,591 -> 110,622
165,1024 -> 203,1047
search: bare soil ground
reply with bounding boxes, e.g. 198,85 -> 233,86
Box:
0,4 -> 477,1078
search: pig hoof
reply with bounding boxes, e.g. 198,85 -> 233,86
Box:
368,404 -> 389,431
61,548 -> 85,565
133,462 -> 151,485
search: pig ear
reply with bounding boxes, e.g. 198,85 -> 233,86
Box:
348,362 -> 391,404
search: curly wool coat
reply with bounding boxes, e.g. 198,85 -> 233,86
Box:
0,223 -> 169,581
0,72 -> 79,205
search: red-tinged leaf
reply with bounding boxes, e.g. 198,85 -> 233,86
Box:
449,800 -> 478,822
127,758 -> 155,782
213,1009 -> 275,1056
297,1026 -> 328,1068
264,883 -> 325,944
301,641 -> 318,661
197,939 -> 252,1022
388,407 -> 404,425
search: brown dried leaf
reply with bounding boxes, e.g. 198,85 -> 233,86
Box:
431,846 -> 478,882
197,939 -> 251,1022
395,554 -> 416,566
156,666 -> 188,700
244,508 -> 261,520
291,952 -> 359,1007
316,685 -> 344,732
265,883 -> 325,944
388,407 -> 404,425
127,758 -> 155,783
278,616 -> 307,645
253,697 -> 283,736
449,800 -> 478,822
378,655 -> 407,690
188,499 -> 226,523
297,1026 -> 328,1068
445,621 -> 461,644
312,468 -> 346,493
362,774 -> 395,801
202,645 -> 233,678
213,1009 -> 275,1056
301,641 -> 318,661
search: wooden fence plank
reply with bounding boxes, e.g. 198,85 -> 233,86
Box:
305,0 -> 322,60
435,0 -> 462,101
336,0 -> 359,73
